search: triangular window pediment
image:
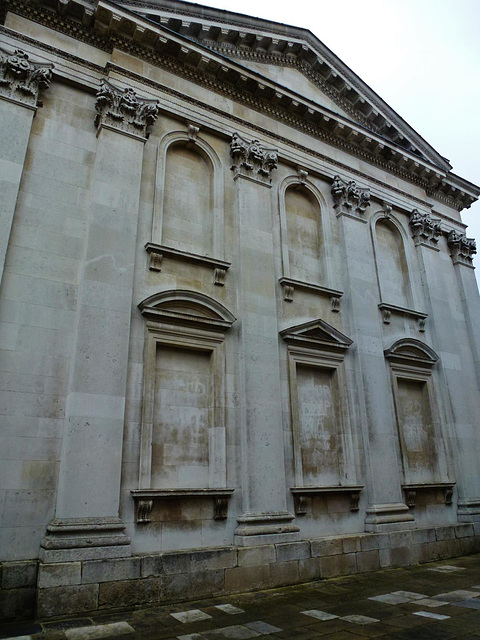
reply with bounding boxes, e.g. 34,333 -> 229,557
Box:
280,319 -> 353,352
138,289 -> 236,331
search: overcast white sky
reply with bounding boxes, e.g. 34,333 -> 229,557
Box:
194,0 -> 480,278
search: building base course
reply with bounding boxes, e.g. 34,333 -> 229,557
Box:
1,523 -> 479,622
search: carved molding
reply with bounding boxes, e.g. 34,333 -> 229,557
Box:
145,242 -> 231,286
230,132 -> 278,185
131,488 -> 235,523
6,1 -> 478,211
279,277 -> 342,310
378,303 -> 427,333
0,47 -> 53,107
409,209 -> 442,249
447,230 -> 476,267
290,486 -> 363,516
95,79 -> 159,138
402,483 -> 455,508
331,175 -> 371,221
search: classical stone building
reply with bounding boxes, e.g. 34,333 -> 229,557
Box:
1,0 -> 480,621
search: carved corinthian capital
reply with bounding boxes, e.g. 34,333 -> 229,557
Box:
409,209 -> 442,248
0,48 -> 53,107
331,175 -> 370,220
447,230 -> 476,266
95,80 -> 159,138
230,133 -> 278,185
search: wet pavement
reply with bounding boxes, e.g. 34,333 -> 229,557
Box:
1,553 -> 480,640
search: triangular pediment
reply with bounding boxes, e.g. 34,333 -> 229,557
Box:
116,0 -> 449,167
54,0 -> 479,208
139,289 -> 236,330
281,319 -> 353,352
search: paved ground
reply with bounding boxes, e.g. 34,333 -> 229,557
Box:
2,554 -> 480,640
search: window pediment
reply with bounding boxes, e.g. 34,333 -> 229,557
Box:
384,338 -> 438,368
280,319 -> 353,353
138,289 -> 236,331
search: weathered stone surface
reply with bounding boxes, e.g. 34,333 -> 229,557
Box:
435,526 -> 457,541
237,546 -> 275,567
0,587 -> 36,621
270,560 -> 299,586
340,536 -> 362,554
98,578 -> 159,609
311,538 -> 342,557
1,0 -> 480,621
82,558 -> 141,584
224,565 -> 271,593
190,548 -> 236,571
411,528 -> 436,545
38,562 -> 81,588
319,553 -> 357,577
276,541 -> 310,562
189,569 -> 225,597
379,545 -> 420,568
455,523 -> 475,538
356,550 -> 381,573
37,584 -> 99,618
298,557 -> 322,582
0,560 -> 38,588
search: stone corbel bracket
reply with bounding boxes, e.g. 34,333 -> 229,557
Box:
145,242 -> 231,286
447,230 -> 476,267
131,488 -> 235,523
0,47 -> 53,108
331,175 -> 371,221
290,486 -> 364,515
409,209 -> 442,250
378,303 -> 428,333
402,482 -> 455,508
279,277 -> 342,311
95,79 -> 159,139
230,133 -> 278,185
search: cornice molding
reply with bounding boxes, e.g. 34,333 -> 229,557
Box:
121,0 -> 451,169
3,1 -> 478,213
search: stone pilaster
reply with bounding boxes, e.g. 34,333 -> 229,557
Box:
230,134 -> 298,545
414,233 -> 480,522
335,190 -> 413,532
0,47 -> 53,285
41,81 -> 159,561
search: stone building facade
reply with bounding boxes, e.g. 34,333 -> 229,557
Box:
1,0 -> 480,621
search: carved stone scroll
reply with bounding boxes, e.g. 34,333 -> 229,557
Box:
230,133 -> 278,185
447,230 -> 476,266
331,175 -> 370,220
95,79 -> 159,138
409,209 -> 442,248
0,47 -> 53,107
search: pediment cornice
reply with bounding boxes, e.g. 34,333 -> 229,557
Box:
118,0 -> 450,170
8,0 -> 479,211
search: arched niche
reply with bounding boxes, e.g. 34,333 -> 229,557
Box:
285,184 -> 322,283
372,213 -> 412,309
152,132 -> 224,261
278,175 -> 338,304
134,289 -> 236,523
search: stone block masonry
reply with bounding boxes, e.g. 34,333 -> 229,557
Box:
0,523 -> 469,619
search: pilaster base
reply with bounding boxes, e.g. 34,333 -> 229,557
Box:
234,512 -> 299,546
365,503 -> 415,532
40,517 -> 131,562
457,499 -> 480,522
